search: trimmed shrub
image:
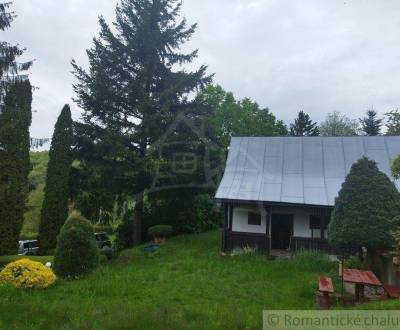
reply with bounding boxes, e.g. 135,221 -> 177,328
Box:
0,259 -> 56,289
148,225 -> 172,239
38,105 -> 73,254
328,157 -> 400,253
54,212 -> 99,278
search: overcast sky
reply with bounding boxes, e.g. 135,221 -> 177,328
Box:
4,0 -> 400,138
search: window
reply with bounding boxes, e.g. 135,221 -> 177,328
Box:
310,216 -> 321,229
309,216 -> 330,230
24,241 -> 38,249
248,212 -> 261,226
310,215 -> 330,239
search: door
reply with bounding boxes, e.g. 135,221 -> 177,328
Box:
271,214 -> 293,249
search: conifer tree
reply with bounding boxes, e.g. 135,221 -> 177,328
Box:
359,109 -> 382,136
72,0 -> 212,245
38,105 -> 73,254
0,2 -> 32,106
289,111 -> 319,136
0,80 -> 32,255
328,157 -> 400,261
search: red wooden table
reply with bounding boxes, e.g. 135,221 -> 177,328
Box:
343,269 -> 382,302
319,276 -> 335,308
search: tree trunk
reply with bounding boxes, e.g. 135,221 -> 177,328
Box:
132,192 -> 143,246
358,247 -> 364,262
367,249 -> 384,277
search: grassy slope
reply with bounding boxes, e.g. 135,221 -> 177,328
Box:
21,152 -> 49,239
0,231 -> 399,329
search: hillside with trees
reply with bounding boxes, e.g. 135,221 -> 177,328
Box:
21,152 -> 49,239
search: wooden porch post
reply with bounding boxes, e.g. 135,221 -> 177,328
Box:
222,203 -> 229,252
266,205 -> 272,256
229,204 -> 233,231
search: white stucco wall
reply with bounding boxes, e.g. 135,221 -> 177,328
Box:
231,205 -> 329,238
231,207 -> 267,234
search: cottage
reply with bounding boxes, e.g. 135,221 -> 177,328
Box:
215,136 -> 400,254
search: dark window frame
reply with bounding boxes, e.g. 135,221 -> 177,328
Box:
248,212 -> 262,226
310,215 -> 321,229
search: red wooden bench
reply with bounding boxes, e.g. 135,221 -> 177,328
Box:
383,283 -> 400,299
319,276 -> 334,295
318,276 -> 334,308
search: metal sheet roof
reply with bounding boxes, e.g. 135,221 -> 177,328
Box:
215,136 -> 400,206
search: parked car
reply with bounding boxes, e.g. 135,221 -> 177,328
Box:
94,232 -> 111,249
18,240 -> 39,255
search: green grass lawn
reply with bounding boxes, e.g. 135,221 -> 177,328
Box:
0,231 -> 399,329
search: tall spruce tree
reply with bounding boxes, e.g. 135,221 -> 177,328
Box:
0,2 -> 32,107
289,111 -> 319,136
38,105 -> 73,254
72,0 -> 211,245
359,109 -> 382,136
0,80 -> 32,255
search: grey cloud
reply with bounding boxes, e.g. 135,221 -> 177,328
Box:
4,0 -> 400,137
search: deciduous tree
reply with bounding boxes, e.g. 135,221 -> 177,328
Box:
196,85 -> 287,148
320,111 -> 359,136
385,109 -> 400,136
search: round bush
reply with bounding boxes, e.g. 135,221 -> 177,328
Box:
0,259 -> 56,289
54,212 -> 99,278
329,157 -> 400,251
147,225 -> 173,239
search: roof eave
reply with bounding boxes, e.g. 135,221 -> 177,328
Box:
215,198 -> 334,209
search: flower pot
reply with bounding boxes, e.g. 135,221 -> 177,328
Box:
154,237 -> 166,244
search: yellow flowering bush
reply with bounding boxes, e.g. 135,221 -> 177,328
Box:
0,259 -> 56,289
